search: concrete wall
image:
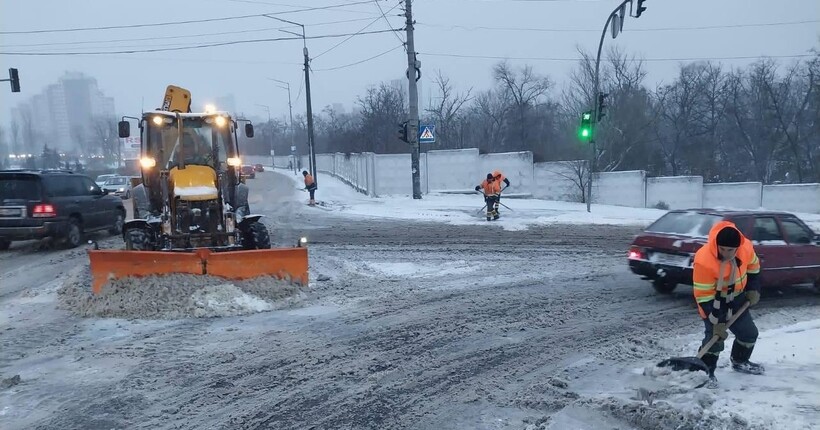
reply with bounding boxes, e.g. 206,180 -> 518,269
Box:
645,176 -> 703,209
373,154 -> 411,196
424,148 -> 479,192
479,151 -> 534,195
532,161 -> 585,202
762,184 -> 820,213
702,182 -> 762,209
593,170 -> 646,207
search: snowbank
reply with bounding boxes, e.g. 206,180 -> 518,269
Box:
57,267 -> 305,319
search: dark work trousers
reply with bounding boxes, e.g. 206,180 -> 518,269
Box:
307,184 -> 317,201
485,195 -> 498,218
699,292 -> 759,374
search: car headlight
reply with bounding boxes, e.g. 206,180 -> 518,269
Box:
118,187 -> 125,192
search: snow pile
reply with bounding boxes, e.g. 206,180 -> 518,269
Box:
611,318 -> 820,429
57,267 -> 305,319
350,260 -> 480,279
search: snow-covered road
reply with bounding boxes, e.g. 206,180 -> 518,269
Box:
1,169 -> 819,430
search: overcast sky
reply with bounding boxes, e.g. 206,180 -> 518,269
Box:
1,0 -> 818,125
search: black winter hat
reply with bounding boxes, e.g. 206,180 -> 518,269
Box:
716,226 -> 741,247
487,173 -> 494,180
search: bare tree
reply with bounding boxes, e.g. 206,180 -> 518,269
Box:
10,118 -> 21,156
493,61 -> 552,148
356,82 -> 407,153
425,70 -> 472,149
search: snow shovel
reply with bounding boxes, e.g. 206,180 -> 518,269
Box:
656,300 -> 751,374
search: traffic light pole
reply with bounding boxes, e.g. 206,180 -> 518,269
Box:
405,0 -> 422,199
586,0 -> 644,213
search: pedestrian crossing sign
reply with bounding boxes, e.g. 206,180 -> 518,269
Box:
419,125 -> 435,143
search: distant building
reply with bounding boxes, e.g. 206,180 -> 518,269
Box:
11,72 -> 116,153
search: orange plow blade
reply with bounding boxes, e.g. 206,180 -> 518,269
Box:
87,247 -> 309,294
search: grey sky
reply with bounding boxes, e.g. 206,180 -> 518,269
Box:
1,0 -> 818,125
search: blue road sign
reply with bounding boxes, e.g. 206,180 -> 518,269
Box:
419,124 -> 435,144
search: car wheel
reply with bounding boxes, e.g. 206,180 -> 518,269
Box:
0,239 -> 11,251
125,228 -> 152,251
63,218 -> 82,249
241,221 -> 271,250
652,280 -> 677,294
109,210 -> 125,236
125,190 -> 131,199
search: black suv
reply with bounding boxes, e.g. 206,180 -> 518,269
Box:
0,170 -> 126,249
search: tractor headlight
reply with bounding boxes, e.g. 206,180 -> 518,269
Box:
215,115 -> 227,127
298,237 -> 308,247
152,116 -> 164,125
140,157 -> 157,168
227,157 -> 241,167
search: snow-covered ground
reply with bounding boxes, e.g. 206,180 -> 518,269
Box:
283,169 -> 820,233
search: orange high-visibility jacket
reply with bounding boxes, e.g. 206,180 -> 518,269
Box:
304,174 -> 315,187
493,170 -> 505,184
692,220 -> 760,318
480,179 -> 500,196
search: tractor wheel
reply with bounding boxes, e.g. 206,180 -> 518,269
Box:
242,221 -> 271,250
125,228 -> 152,251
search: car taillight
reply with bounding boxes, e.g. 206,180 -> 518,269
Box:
628,246 -> 645,260
32,204 -> 56,218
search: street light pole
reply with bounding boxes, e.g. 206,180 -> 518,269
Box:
268,78 -> 295,172
263,14 -> 317,185
255,104 -> 273,167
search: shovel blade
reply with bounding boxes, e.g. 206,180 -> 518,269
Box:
656,356 -> 710,374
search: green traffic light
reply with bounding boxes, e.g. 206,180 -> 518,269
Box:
581,129 -> 590,138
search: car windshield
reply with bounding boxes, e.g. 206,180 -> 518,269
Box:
104,177 -> 127,185
96,175 -> 113,182
0,176 -> 41,201
145,115 -> 234,169
645,211 -> 723,237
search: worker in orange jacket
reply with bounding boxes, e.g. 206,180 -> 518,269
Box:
302,170 -> 317,205
475,173 -> 501,221
692,221 -> 763,384
492,170 -> 511,216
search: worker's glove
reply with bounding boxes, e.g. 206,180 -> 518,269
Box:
474,186 -> 481,192
746,290 -> 760,307
713,322 -> 728,340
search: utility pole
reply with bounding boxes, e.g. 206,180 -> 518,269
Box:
303,46 -> 318,186
404,0 -> 422,199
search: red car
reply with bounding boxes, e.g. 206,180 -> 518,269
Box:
241,165 -> 255,179
253,164 -> 264,172
629,209 -> 820,294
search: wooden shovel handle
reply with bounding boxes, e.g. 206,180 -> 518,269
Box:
696,301 -> 752,359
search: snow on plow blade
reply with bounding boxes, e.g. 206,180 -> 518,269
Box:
87,248 -> 309,294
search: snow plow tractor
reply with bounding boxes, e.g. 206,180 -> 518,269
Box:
87,85 -> 308,294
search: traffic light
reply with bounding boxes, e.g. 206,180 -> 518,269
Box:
597,92 -> 609,121
8,68 -> 20,93
578,111 -> 593,141
398,121 -> 409,143
635,0 -> 647,18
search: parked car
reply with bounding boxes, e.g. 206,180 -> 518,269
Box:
241,165 -> 256,179
254,164 -> 265,172
0,170 -> 126,250
102,175 -> 132,199
628,209 -> 820,293
95,174 -> 117,188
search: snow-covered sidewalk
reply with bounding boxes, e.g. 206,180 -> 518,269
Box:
278,170 -> 820,233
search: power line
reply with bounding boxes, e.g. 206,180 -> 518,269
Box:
312,0 -> 403,60
420,52 -> 816,62
227,0 -> 377,14
314,43 -> 404,71
418,19 -> 820,33
0,0 -> 377,35
0,29 -> 400,55
374,0 -> 406,47
0,17 -> 382,49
